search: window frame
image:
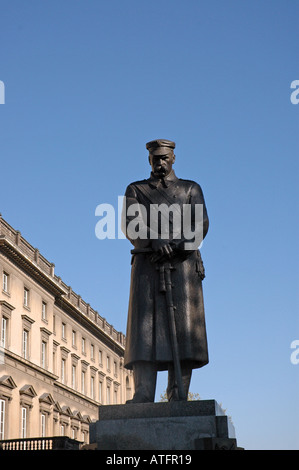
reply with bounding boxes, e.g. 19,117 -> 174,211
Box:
1,316 -> 7,348
2,272 -> 9,294
22,329 -> 29,359
41,301 -> 47,321
0,399 -> 5,440
23,287 -> 30,308
21,406 -> 27,439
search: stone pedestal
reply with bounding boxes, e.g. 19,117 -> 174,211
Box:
89,400 -> 239,450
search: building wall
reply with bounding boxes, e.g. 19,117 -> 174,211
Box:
0,216 -> 133,444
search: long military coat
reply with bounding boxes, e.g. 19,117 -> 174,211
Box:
122,170 -> 209,371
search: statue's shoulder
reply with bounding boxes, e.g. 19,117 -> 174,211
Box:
178,177 -> 199,187
127,179 -> 149,188
178,177 -> 196,183
177,178 -> 204,195
130,178 -> 149,186
125,179 -> 149,195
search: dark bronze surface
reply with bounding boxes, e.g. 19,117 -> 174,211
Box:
122,139 -> 209,402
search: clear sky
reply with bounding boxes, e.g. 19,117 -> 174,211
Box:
0,0 -> 298,450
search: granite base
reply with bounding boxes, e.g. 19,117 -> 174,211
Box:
89,400 -> 238,450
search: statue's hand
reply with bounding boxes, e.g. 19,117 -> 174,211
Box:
150,240 -> 174,263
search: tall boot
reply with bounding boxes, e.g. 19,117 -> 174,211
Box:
166,362 -> 192,402
126,361 -> 157,403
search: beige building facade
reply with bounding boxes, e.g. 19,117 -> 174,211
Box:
0,215 -> 133,445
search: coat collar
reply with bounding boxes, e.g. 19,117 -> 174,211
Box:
148,170 -> 179,188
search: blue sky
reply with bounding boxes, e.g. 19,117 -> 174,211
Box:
0,0 -> 298,450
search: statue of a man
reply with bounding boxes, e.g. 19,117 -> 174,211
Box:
122,139 -> 209,403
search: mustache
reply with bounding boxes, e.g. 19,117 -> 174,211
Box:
154,165 -> 167,173
154,170 -> 167,176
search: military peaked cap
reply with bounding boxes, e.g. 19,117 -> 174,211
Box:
146,139 -> 176,156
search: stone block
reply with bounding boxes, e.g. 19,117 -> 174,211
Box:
89,400 -> 238,450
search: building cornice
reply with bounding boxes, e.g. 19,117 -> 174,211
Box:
0,215 -> 126,353
0,235 -> 67,297
53,380 -> 100,408
55,296 -> 125,356
3,348 -> 59,382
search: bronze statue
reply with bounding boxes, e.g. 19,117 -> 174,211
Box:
122,139 -> 209,402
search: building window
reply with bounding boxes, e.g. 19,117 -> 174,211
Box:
91,344 -> 94,360
41,341 -> 47,368
40,328 -> 51,369
1,317 -> 7,348
114,388 -> 118,404
60,425 -> 65,436
22,329 -> 29,359
99,350 -> 102,365
99,381 -> 103,403
106,385 -> 111,405
21,407 -> 27,438
2,272 -> 9,293
0,399 -> 5,440
53,315 -> 56,334
21,315 -> 34,359
41,302 -> 47,321
107,355 -> 110,371
126,376 -> 132,402
91,376 -> 94,399
41,413 -> 46,437
61,322 -> 66,339
72,365 -> 76,390
53,350 -> 57,375
114,361 -> 117,376
61,359 -> 66,384
72,330 -> 76,347
82,337 -> 85,354
23,288 -> 30,308
81,371 -> 85,394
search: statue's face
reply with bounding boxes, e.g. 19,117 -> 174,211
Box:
149,151 -> 175,177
